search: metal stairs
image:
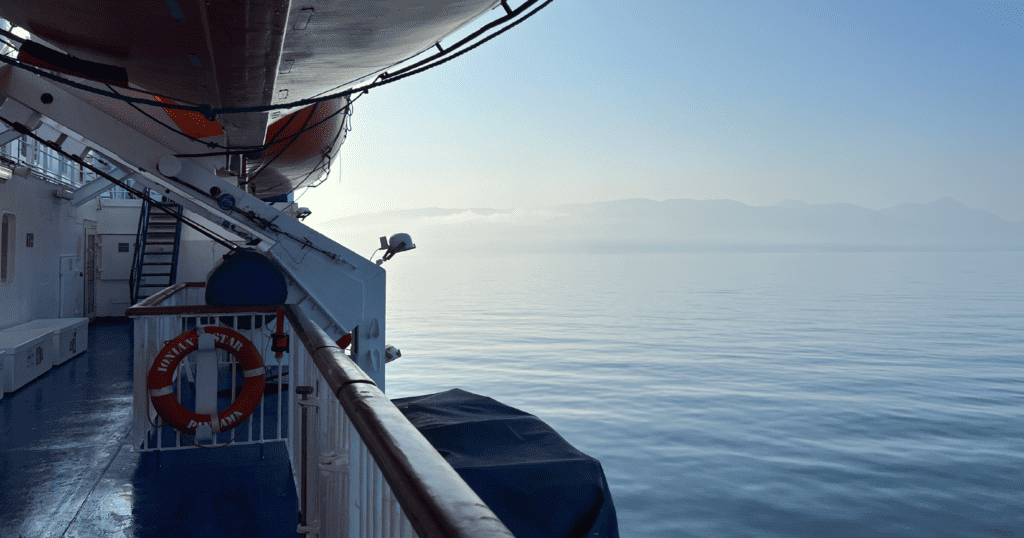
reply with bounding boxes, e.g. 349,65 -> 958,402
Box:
130,194 -> 184,304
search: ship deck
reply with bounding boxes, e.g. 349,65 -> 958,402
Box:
0,319 -> 301,538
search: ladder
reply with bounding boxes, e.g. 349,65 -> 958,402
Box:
130,194 -> 184,303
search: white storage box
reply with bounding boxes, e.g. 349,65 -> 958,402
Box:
1,331 -> 54,393
9,318 -> 89,365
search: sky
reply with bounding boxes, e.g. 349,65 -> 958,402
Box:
305,0 -> 1023,224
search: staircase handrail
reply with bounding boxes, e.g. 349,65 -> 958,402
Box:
168,203 -> 183,286
129,191 -> 150,305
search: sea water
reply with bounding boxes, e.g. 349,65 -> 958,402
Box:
382,251 -> 1023,538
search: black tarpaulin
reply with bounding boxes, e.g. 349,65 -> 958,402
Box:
392,389 -> 619,538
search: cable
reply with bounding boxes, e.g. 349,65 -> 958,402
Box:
0,115 -> 239,251
259,100 -> 349,195
0,27 -> 25,45
248,91 -> 356,197
0,0 -> 554,119
0,0 -> 556,259
382,0 -> 541,81
278,183 -> 317,215
106,84 -> 217,149
247,98 -> 321,182
171,91 -> 362,159
240,102 -> 306,178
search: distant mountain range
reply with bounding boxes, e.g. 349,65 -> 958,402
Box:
317,198 -> 1024,253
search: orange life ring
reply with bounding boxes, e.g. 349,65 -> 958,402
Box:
148,326 -> 265,435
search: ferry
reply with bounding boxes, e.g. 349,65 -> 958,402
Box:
0,2 -> 618,537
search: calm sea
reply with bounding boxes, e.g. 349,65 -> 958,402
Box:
381,251 -> 1023,538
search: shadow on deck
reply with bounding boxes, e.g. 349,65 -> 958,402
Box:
0,318 -> 300,538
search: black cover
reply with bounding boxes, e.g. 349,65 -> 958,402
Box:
393,389 -> 619,538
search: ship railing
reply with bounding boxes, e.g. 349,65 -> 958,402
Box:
283,304 -> 514,538
127,283 -> 291,451
127,283 -> 514,538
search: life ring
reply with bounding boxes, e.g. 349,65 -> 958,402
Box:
148,326 -> 265,435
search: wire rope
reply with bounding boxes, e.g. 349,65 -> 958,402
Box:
0,115 -> 239,251
0,0 -> 554,119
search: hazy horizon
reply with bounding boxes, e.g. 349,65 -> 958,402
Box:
315,195 -> 1024,222
316,195 -> 1024,254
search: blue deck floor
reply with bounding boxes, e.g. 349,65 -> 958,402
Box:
0,319 -> 300,538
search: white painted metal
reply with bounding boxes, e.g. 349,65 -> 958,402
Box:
131,306 -> 291,451
0,64 -> 387,388
155,155 -> 387,387
288,333 -> 418,538
8,317 -> 88,365
0,168 -> 74,328
58,255 -> 82,317
0,95 -> 40,131
128,286 -> 434,537
69,176 -> 116,207
83,224 -> 97,319
193,329 -> 219,442
0,127 -> 19,147
0,329 -> 52,393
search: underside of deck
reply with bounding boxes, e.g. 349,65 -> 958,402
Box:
0,319 -> 301,538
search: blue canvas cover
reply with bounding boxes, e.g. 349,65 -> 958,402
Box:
392,389 -> 619,538
205,249 -> 288,306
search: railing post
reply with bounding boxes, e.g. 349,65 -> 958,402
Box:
283,304 -> 516,538
296,385 -> 320,537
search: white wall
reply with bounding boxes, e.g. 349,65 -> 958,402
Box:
0,173 -> 67,328
177,210 -> 237,283
90,202 -> 236,315
0,174 -> 239,322
92,198 -> 141,316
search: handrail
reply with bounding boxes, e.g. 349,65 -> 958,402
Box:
283,305 -> 515,538
128,194 -> 149,304
130,281 -> 188,310
124,282 -> 216,316
168,203 -> 184,286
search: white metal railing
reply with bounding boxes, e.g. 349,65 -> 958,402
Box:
0,135 -> 83,188
283,305 -> 515,538
126,284 -> 514,538
127,283 -> 290,451
287,323 -> 416,538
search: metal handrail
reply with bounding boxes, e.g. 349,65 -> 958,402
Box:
128,194 -> 150,304
168,203 -> 183,286
283,305 -> 515,538
125,282 -> 285,316
129,281 -> 190,310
